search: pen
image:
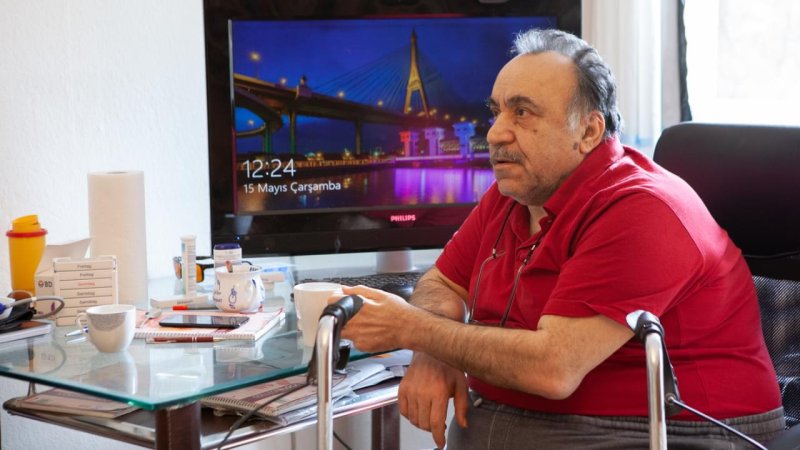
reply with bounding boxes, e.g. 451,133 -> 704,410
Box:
172,304 -> 217,311
66,336 -> 87,344
65,327 -> 88,337
146,336 -> 222,344
137,308 -> 163,328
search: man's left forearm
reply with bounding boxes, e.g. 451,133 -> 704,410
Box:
402,311 -> 634,400
401,309 -> 565,398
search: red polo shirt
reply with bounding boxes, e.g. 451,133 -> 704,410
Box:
436,138 -> 781,419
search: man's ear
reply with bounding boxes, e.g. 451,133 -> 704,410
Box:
578,111 -> 606,154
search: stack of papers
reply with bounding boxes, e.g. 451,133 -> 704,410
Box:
202,350 -> 412,425
366,349 -> 413,379
11,388 -> 138,418
201,372 -> 350,425
345,351 -> 411,389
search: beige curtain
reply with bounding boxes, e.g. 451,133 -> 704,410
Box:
582,0 -> 681,156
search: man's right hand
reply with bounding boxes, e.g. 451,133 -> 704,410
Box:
398,352 -> 470,449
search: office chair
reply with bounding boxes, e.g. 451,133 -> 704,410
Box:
652,122 -> 800,448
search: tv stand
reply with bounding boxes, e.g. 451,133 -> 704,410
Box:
375,249 -> 415,273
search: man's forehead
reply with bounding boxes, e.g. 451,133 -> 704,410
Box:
510,51 -> 576,72
490,52 -> 577,105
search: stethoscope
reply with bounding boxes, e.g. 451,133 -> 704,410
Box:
467,202 -> 542,327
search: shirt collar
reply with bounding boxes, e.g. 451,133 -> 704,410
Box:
543,137 -> 625,218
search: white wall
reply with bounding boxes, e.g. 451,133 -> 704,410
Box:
0,1 -> 209,448
0,0 -> 211,293
0,1 -> 437,449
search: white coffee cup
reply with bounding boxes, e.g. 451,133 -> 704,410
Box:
213,265 -> 265,313
75,304 -> 136,353
293,282 -> 344,347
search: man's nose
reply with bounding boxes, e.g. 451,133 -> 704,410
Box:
487,114 -> 513,147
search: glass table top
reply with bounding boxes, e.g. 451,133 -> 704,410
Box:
0,312 -> 369,410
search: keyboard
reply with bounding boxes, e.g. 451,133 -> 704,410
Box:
299,271 -> 424,300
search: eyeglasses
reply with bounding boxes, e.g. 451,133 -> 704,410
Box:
467,204 -> 541,328
172,256 -> 214,283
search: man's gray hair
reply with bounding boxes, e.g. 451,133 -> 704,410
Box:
513,29 -> 622,138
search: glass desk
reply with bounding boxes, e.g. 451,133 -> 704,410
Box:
0,312 -> 401,449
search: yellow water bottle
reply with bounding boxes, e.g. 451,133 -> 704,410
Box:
6,215 -> 47,294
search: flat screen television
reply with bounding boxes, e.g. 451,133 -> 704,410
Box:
203,1 -> 581,270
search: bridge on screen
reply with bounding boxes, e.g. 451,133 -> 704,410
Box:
234,30 -> 486,160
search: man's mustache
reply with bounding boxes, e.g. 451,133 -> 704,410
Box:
489,146 -> 523,166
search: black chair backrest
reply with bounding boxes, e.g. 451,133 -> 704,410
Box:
653,122 -> 800,427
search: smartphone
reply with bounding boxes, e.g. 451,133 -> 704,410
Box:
158,314 -> 249,329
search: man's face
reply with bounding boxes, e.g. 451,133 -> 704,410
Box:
487,51 -> 587,206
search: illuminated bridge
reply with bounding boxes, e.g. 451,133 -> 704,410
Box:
234,31 -> 489,158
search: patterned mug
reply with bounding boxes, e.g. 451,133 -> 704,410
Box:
75,304 -> 136,353
212,265 -> 265,312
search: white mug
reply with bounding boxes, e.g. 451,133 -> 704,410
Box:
75,304 -> 136,353
293,282 -> 344,347
213,265 -> 265,312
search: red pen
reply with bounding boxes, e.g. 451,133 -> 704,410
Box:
172,304 -> 217,311
146,336 -> 221,344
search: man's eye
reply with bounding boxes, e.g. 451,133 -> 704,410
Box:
515,108 -> 529,117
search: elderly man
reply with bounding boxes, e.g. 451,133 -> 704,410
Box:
342,29 -> 783,449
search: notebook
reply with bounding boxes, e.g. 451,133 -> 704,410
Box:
134,308 -> 284,341
0,320 -> 53,344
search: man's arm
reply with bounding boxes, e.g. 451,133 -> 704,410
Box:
408,266 -> 469,320
375,267 -> 471,449
411,312 -> 632,399
343,285 -> 633,400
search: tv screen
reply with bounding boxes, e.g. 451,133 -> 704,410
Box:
204,1 -> 581,259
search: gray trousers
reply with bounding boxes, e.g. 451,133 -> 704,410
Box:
446,394 -> 785,449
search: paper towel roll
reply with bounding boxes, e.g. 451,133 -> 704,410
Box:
88,171 -> 148,305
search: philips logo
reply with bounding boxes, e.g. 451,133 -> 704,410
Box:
390,214 -> 416,223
